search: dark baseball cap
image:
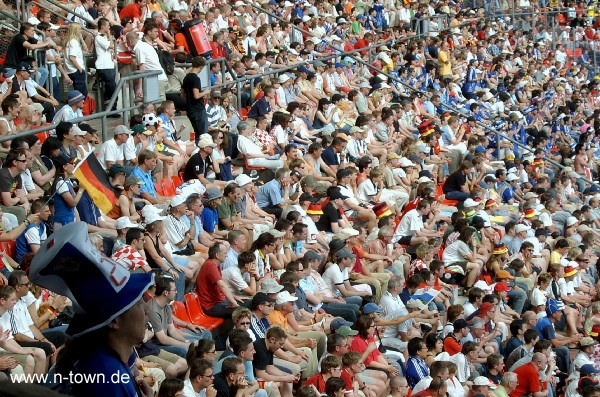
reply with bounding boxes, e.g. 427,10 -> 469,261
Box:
330,189 -> 348,201
299,192 -> 318,203
251,292 -> 276,307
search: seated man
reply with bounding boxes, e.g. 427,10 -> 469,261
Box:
442,161 -> 473,202
196,242 -> 250,318
255,168 -> 293,219
15,199 -> 50,263
253,326 -> 296,397
147,276 -> 212,357
393,200 -> 442,246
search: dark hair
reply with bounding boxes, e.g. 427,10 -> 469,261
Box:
56,121 -> 74,142
125,227 -> 145,244
228,329 -> 253,355
353,315 -> 374,339
222,357 -> 244,377
509,319 -> 525,336
325,377 -> 346,397
208,242 -> 223,259
155,276 -> 174,296
186,339 -> 216,366
157,378 -> 184,397
238,251 -> 256,269
407,337 -> 425,356
189,358 -> 213,380
251,232 -> 276,251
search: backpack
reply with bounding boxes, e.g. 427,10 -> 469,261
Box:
142,38 -> 175,76
157,48 -> 175,75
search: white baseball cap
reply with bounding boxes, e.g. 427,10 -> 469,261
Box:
115,217 -> 140,230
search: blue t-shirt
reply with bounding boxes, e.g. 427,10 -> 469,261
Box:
535,316 -> 557,340
255,179 -> 283,209
130,166 -> 156,198
68,349 -> 138,397
321,146 -> 339,166
201,207 -> 219,233
16,223 -> 46,263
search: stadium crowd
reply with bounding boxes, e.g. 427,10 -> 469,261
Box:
3,0 -> 600,396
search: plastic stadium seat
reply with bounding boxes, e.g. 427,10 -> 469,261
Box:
171,175 -> 183,188
161,179 -> 176,197
172,301 -> 192,329
244,158 -> 266,172
184,293 -> 224,331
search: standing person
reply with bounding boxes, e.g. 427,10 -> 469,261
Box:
65,23 -> 88,98
181,56 -> 210,145
125,31 -> 168,102
29,221 -> 155,397
95,17 -> 118,114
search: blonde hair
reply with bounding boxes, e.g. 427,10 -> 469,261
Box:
66,22 -> 82,44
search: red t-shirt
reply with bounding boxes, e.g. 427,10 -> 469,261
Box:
195,259 -> 225,311
510,362 -> 541,397
340,369 -> 354,392
443,334 -> 462,356
119,3 -> 142,20
350,335 -> 381,366
210,42 -> 227,59
304,373 -> 326,393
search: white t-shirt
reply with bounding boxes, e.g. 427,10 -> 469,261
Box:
357,179 -> 378,202
338,185 -> 360,214
322,263 -> 347,296
95,34 -> 114,70
133,40 -> 168,81
395,209 -> 424,238
442,240 -> 472,264
222,266 -> 250,295
24,223 -> 47,249
97,139 -> 125,169
237,135 -> 263,156
380,291 -> 410,338
531,287 -> 548,307
65,38 -> 84,74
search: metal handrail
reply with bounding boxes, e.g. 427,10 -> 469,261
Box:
24,0 -> 96,36
0,69 -> 161,143
37,0 -> 96,26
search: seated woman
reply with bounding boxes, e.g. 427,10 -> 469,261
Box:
51,156 -> 87,230
349,315 -> 400,377
442,226 -> 485,288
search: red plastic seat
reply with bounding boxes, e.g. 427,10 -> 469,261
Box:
244,158 -> 266,171
172,301 -> 192,329
171,175 -> 183,188
184,292 -> 224,331
161,179 -> 176,197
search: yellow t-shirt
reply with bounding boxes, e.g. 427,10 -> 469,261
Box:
550,251 -> 562,265
267,310 -> 289,332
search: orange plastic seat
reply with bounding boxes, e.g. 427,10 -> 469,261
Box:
172,301 -> 192,329
161,179 -> 176,197
184,293 -> 224,331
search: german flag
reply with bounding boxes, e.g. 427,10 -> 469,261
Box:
73,153 -> 118,214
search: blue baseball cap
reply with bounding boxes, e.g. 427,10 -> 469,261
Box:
363,303 -> 383,314
546,298 -> 565,315
297,66 -> 310,74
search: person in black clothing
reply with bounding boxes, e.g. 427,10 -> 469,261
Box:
442,160 -> 472,201
316,188 -> 352,233
247,86 -> 274,120
213,357 -> 246,397
4,23 -> 51,81
253,326 -> 296,397
182,56 -> 210,145
182,136 -> 216,184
